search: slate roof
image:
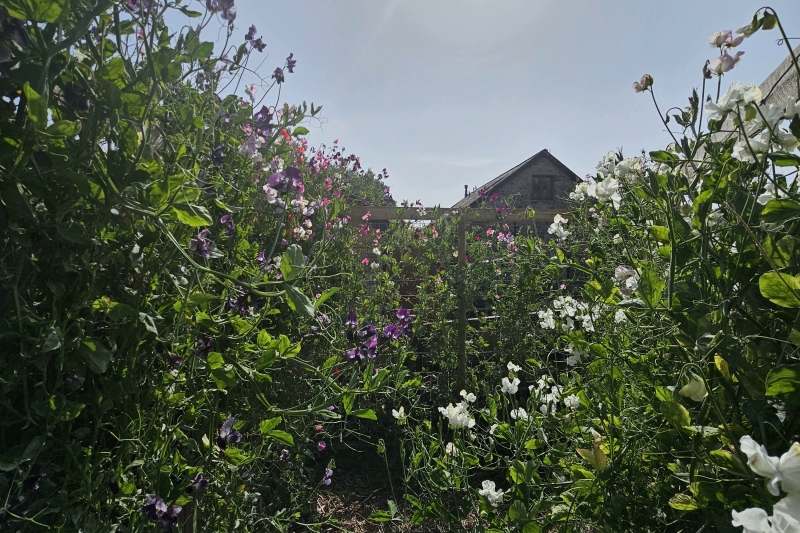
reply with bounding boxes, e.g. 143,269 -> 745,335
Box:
452,149 -> 581,208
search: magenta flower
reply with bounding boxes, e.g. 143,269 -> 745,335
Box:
317,441 -> 326,451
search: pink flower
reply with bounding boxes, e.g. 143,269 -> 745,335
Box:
362,211 -> 371,221
361,258 -> 369,265
314,425 -> 323,432
317,441 -> 326,451
486,228 -> 495,237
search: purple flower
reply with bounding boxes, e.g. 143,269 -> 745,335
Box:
218,417 -> 242,448
245,25 -> 257,41
322,468 -> 333,485
316,314 -> 331,325
286,53 -> 296,73
186,472 -> 208,494
140,494 -> 182,532
267,172 -> 290,194
207,0 -> 235,20
194,337 -> 212,359
211,145 -> 225,166
284,166 -> 304,192
253,105 -> 273,133
317,441 -> 326,451
279,448 -> 290,461
257,251 -> 266,262
384,324 -> 401,339
345,312 -> 358,328
396,307 -> 411,323
251,38 -> 266,52
272,67 -> 285,84
189,229 -> 214,259
220,215 -> 235,237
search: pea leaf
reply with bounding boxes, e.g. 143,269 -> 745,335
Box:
23,82 -> 47,130
766,153 -> 800,167
661,401 -> 691,427
172,204 -> 213,227
352,408 -> 377,421
286,285 -> 314,317
280,244 -> 306,281
638,268 -> 665,308
45,120 -> 82,137
264,430 -> 294,446
260,417 -> 282,433
765,365 -> 800,397
761,198 -> 800,224
669,494 -> 699,511
5,0 -> 68,23
759,272 -> 800,308
314,287 -> 340,310
292,126 -> 309,136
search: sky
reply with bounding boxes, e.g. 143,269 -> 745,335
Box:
206,0 -> 800,206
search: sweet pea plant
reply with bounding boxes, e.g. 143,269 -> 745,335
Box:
0,0 -> 400,531
337,8 -> 800,533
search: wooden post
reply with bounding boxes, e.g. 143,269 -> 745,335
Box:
456,217 -> 467,391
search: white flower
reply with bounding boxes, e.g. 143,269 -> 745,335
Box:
733,130 -> 771,162
570,181 -> 591,201
391,406 -> 406,424
708,30 -> 744,48
564,394 -> 580,410
372,247 -> 381,256
445,442 -> 459,456
583,427 -> 602,440
370,262 -> 380,270
438,402 -> 475,429
784,95 -> 800,119
478,480 -> 504,507
614,309 -> 628,323
731,492 -> 800,533
709,51 -> 744,75
679,373 -> 708,402
705,82 -> 763,121
538,309 -> 556,329
489,423 -> 498,435
592,177 -> 622,209
565,343 -> 587,367
548,214 -> 570,239
740,436 -> 800,496
615,157 -> 641,176
510,407 -> 528,421
501,377 -> 520,395
460,390 -> 477,403
507,361 -> 521,373
613,233 -> 623,244
757,182 -> 789,205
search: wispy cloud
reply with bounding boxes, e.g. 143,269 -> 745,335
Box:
406,152 -> 501,168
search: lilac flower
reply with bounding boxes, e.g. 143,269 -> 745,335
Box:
211,145 -> 225,166
186,472 -> 208,494
316,314 -> 331,325
245,25 -> 257,41
244,83 -> 258,102
284,166 -> 304,192
345,312 -> 358,328
272,67 -> 285,84
189,229 -> 214,259
220,215 -> 235,237
397,308 -> 411,323
286,53 -> 296,73
257,251 -> 266,263
384,324 -> 401,339
267,172 -> 290,194
140,494 -> 182,532
279,449 -> 290,461
322,468 -> 333,485
317,441 -> 326,451
218,417 -> 242,448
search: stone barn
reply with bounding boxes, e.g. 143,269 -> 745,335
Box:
452,149 -> 581,238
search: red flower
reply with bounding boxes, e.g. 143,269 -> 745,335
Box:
280,129 -> 291,141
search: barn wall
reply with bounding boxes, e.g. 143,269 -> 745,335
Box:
490,157 -> 575,211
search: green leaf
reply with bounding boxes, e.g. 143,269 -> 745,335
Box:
369,511 -> 393,523
264,430 -> 294,446
82,340 -> 111,373
314,287 -> 340,310
765,364 -> 800,397
649,150 -> 677,163
766,153 -> 800,167
260,417 -> 282,433
639,268 -> 665,308
759,272 -> 800,307
709,450 -> 748,475
40,328 -> 61,353
661,401 -> 691,427
292,126 -> 310,136
138,312 -> 159,334
23,82 -> 47,130
280,244 -> 306,281
207,352 -> 224,370
5,0 -> 68,23
343,392 -> 355,414
286,285 -> 314,317
352,408 -> 377,421
45,120 -> 81,137
172,204 -> 213,227
648,225 -> 670,242
188,292 -> 218,306
669,493 -> 699,511
761,198 -> 800,224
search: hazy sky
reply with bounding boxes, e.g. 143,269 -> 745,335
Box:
221,1 -> 800,206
